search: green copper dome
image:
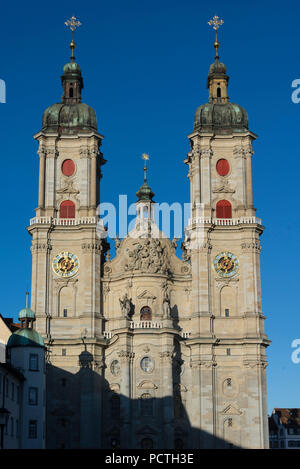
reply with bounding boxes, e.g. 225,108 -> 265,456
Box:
42,102 -> 97,133
136,181 -> 155,202
209,60 -> 227,75
63,61 -> 81,74
7,329 -> 44,348
194,102 -> 248,134
41,57 -> 98,134
19,307 -> 35,320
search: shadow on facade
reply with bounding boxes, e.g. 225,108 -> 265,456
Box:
46,348 -> 241,450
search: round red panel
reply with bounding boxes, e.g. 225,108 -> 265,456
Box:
62,159 -> 75,177
216,159 -> 230,176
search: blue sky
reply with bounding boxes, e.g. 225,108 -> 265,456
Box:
0,0 -> 299,413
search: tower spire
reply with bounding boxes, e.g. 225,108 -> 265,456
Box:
65,15 -> 82,62
208,15 -> 224,61
142,153 -> 149,183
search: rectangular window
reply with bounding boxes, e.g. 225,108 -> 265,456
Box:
226,348 -> 231,356
29,353 -> 39,371
28,420 -> 37,439
28,387 -> 38,406
62,349 -> 66,356
225,308 -> 230,317
63,309 -> 68,317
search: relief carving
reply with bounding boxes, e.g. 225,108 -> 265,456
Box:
125,239 -> 169,274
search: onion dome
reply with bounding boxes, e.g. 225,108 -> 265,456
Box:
194,102 -> 248,133
193,30 -> 249,134
7,329 -> 44,348
7,292 -> 44,348
41,33 -> 98,134
136,154 -> 155,202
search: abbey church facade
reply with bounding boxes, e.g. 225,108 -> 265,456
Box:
27,23 -> 270,449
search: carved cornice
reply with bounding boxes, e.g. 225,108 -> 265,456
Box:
118,350 -> 135,363
31,242 -> 49,252
190,360 -> 217,368
241,241 -> 261,253
159,351 -> 174,363
233,147 -> 254,160
243,360 -> 268,369
81,243 -> 102,253
200,148 -> 213,159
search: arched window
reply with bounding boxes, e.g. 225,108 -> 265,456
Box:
141,393 -> 153,416
217,87 -> 221,98
69,87 -> 74,98
216,200 -> 232,219
140,306 -> 152,321
141,438 -> 153,449
110,396 -> 120,419
60,200 -> 75,219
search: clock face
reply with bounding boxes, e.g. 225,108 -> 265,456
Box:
214,252 -> 239,278
52,251 -> 79,278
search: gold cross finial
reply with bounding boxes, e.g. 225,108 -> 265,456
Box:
142,153 -> 149,182
208,15 -> 224,60
65,16 -> 82,62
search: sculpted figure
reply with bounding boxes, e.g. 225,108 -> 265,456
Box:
119,293 -> 132,319
162,282 -> 171,319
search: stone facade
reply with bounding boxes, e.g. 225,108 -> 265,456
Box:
27,43 -> 270,449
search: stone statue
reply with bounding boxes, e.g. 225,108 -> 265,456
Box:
119,293 -> 132,319
162,282 -> 171,319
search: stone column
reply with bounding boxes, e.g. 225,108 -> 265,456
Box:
118,350 -> 134,449
245,149 -> 254,211
160,351 -> 174,449
200,148 -> 212,214
38,148 -> 46,212
90,150 -> 97,212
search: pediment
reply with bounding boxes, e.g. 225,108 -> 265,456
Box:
137,380 -> 158,390
221,403 -> 243,415
136,425 -> 157,435
213,182 -> 235,194
137,290 -> 157,300
57,181 -> 80,195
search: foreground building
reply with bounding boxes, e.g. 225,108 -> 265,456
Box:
269,409 -> 300,449
28,22 -> 269,448
0,295 -> 45,449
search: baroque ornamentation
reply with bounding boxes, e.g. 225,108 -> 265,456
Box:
118,350 -> 135,362
213,181 -> 235,194
119,293 -> 133,320
81,243 -> 102,253
125,239 -> 169,274
241,241 -> 261,253
31,243 -> 48,252
159,351 -> 174,362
